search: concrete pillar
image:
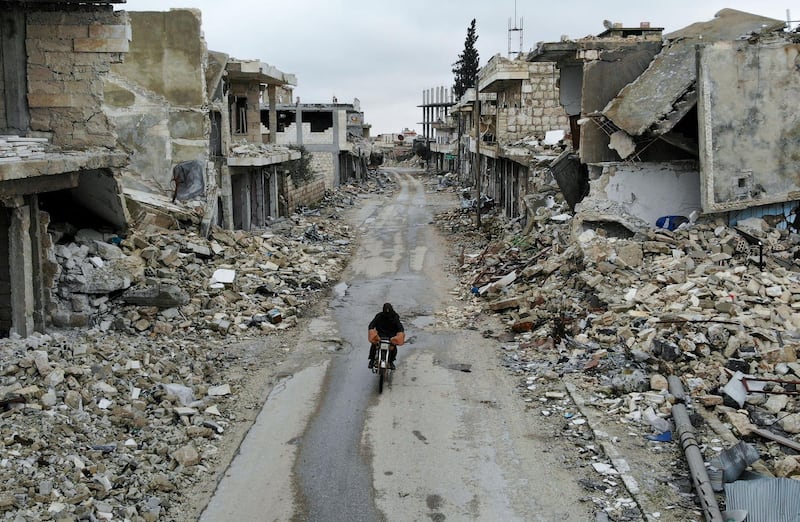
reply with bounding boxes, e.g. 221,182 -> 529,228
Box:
295,105 -> 303,145
220,164 -> 234,229
28,196 -> 46,332
9,205 -> 34,337
269,166 -> 279,219
267,84 -> 277,145
247,81 -> 261,142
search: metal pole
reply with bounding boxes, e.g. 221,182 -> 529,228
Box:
474,75 -> 481,229
668,376 -> 723,522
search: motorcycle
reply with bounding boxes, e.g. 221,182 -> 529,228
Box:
372,338 -> 394,393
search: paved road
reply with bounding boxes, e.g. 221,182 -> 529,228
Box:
201,169 -> 591,521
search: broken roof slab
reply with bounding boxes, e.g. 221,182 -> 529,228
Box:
227,142 -> 300,167
527,37 -> 661,65
479,55 -> 531,93
226,60 -> 297,87
602,9 -> 784,137
0,151 -> 127,183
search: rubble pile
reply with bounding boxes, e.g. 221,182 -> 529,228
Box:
0,176 -> 400,521
228,141 -> 296,160
438,195 -> 800,516
49,215 -> 354,335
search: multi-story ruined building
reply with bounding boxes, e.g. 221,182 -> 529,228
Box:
0,0 -> 130,336
273,100 -> 371,190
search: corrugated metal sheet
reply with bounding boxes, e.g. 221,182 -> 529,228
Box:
725,477 -> 800,522
730,201 -> 799,232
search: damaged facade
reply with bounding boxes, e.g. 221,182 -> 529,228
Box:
530,9 -> 798,231
273,99 -> 373,191
0,4 -> 375,337
222,59 -> 302,230
0,0 -> 130,337
429,54 -> 570,220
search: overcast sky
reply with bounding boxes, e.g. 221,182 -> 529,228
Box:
127,1 -> 794,136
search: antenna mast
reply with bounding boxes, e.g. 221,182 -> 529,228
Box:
508,0 -> 523,58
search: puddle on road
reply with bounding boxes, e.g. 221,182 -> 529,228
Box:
308,317 -> 335,337
410,315 -> 435,329
333,282 -> 348,299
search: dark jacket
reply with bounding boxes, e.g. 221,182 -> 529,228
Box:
368,311 -> 404,339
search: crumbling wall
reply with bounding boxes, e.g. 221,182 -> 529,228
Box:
276,122 -> 333,145
284,176 -> 325,211
26,8 -> 129,148
581,161 -> 701,226
698,40 -> 800,212
308,151 -> 335,188
103,10 -> 209,195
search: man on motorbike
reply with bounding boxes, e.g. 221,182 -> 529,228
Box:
367,303 -> 405,370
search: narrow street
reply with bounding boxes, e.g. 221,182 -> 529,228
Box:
200,169 -> 592,521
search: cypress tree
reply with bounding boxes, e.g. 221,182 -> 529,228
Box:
452,19 -> 480,100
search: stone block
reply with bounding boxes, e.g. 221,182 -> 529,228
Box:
171,445 -> 200,467
89,24 -> 129,39
73,37 -> 129,53
27,24 -> 88,39
27,93 -> 94,108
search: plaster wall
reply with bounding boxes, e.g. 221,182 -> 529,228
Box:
558,65 -> 583,116
104,10 -> 209,195
698,40 -> 800,212
585,161 -> 701,226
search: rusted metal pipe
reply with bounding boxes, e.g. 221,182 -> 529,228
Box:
668,375 -> 723,522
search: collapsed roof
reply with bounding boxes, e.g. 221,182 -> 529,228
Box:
601,9 -> 785,137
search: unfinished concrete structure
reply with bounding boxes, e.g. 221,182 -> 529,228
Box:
0,1 -> 130,337
420,86 -> 457,172
531,10 -> 797,230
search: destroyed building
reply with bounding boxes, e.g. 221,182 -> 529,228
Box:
105,9 -> 309,233
432,55 -> 570,219
0,0 -> 130,337
222,59 -> 303,229
273,99 -> 372,192
529,9 -> 798,231
434,9 -> 800,519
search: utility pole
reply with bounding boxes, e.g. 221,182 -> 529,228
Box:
474,75 -> 481,229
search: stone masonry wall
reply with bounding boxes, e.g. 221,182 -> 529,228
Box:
26,9 -> 129,148
496,62 -> 568,142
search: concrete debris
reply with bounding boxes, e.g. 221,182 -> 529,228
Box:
435,178 -> 800,518
0,175 -> 396,521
